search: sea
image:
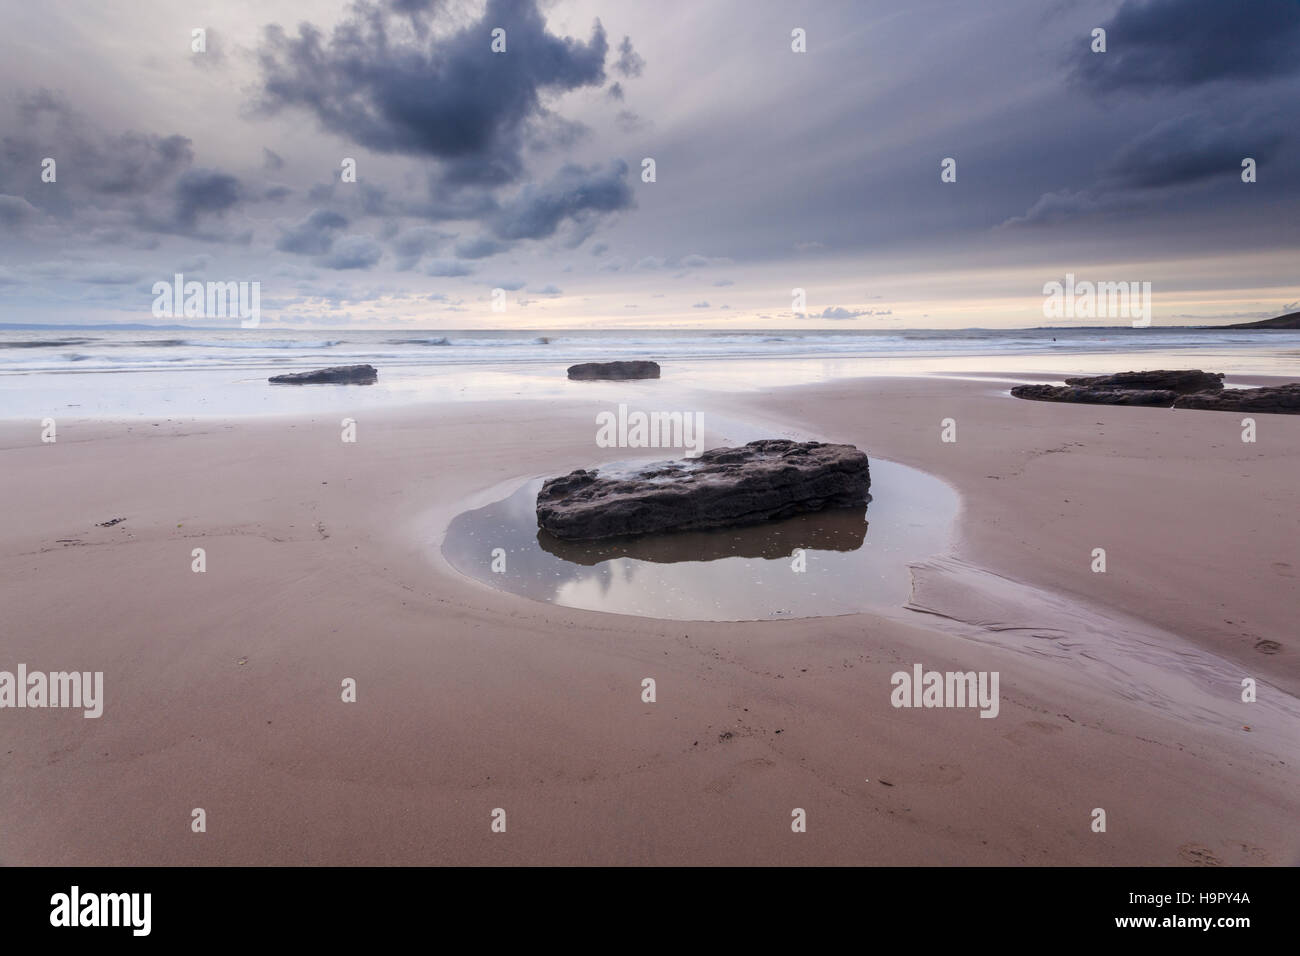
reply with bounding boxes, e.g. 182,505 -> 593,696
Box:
1,326 -> 1296,418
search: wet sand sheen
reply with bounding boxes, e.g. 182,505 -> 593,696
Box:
441,458 -> 958,621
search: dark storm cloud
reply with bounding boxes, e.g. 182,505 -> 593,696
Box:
0,195 -> 40,227
1101,113 -> 1288,189
489,160 -> 632,240
1000,189 -> 1102,228
1005,106 -> 1292,228
170,170 -> 243,229
455,235 -> 510,259
1077,0 -> 1300,92
613,36 -> 644,78
276,209 -> 350,254
91,135 -> 196,197
254,0 -> 608,189
0,90 -> 251,241
1,91 -> 194,202
319,235 -> 383,270
524,112 -> 589,153
391,225 -> 452,269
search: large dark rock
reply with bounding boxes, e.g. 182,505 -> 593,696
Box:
268,364 -> 378,385
1011,368 -> 1300,414
1010,384 -> 1178,406
1173,384 -> 1300,415
536,439 -> 870,540
1011,369 -> 1224,407
1063,370 -> 1224,393
567,360 -> 660,381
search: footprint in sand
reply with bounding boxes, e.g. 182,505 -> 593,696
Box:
1233,842 -> 1272,865
1026,720 -> 1062,734
1178,843 -> 1223,866
914,763 -> 965,785
703,756 -> 776,796
1254,639 -> 1282,655
1001,720 -> 1063,746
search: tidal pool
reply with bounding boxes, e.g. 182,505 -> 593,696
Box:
441,458 -> 957,621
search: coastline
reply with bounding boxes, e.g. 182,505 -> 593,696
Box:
0,373 -> 1296,865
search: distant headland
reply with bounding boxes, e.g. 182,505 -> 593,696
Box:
1218,311 -> 1300,329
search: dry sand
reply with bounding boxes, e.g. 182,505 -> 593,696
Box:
0,374 -> 1295,865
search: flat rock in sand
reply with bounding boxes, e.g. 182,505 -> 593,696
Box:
567,360 -> 660,380
1011,369 -> 1224,407
536,439 -> 870,540
1011,369 -> 1300,414
268,364 -> 378,385
1062,370 -> 1224,393
1173,384 -> 1300,415
1010,384 -> 1179,406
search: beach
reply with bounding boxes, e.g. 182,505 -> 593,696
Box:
2,365 -> 1296,866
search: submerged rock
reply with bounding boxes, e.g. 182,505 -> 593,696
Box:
1173,384 -> 1300,414
536,439 -> 870,540
567,360 -> 660,380
268,364 -> 378,385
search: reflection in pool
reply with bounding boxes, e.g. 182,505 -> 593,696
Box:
441,458 -> 957,621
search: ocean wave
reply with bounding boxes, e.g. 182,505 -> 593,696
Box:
181,339 -> 344,349
0,338 -> 97,348
0,327 -> 1296,380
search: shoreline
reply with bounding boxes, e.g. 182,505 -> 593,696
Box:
2,347 -> 1297,422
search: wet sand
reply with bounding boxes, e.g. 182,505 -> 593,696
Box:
0,374 -> 1295,865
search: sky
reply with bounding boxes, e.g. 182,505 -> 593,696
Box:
0,0 -> 1297,330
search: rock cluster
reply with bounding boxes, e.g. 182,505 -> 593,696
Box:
1011,369 -> 1299,414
